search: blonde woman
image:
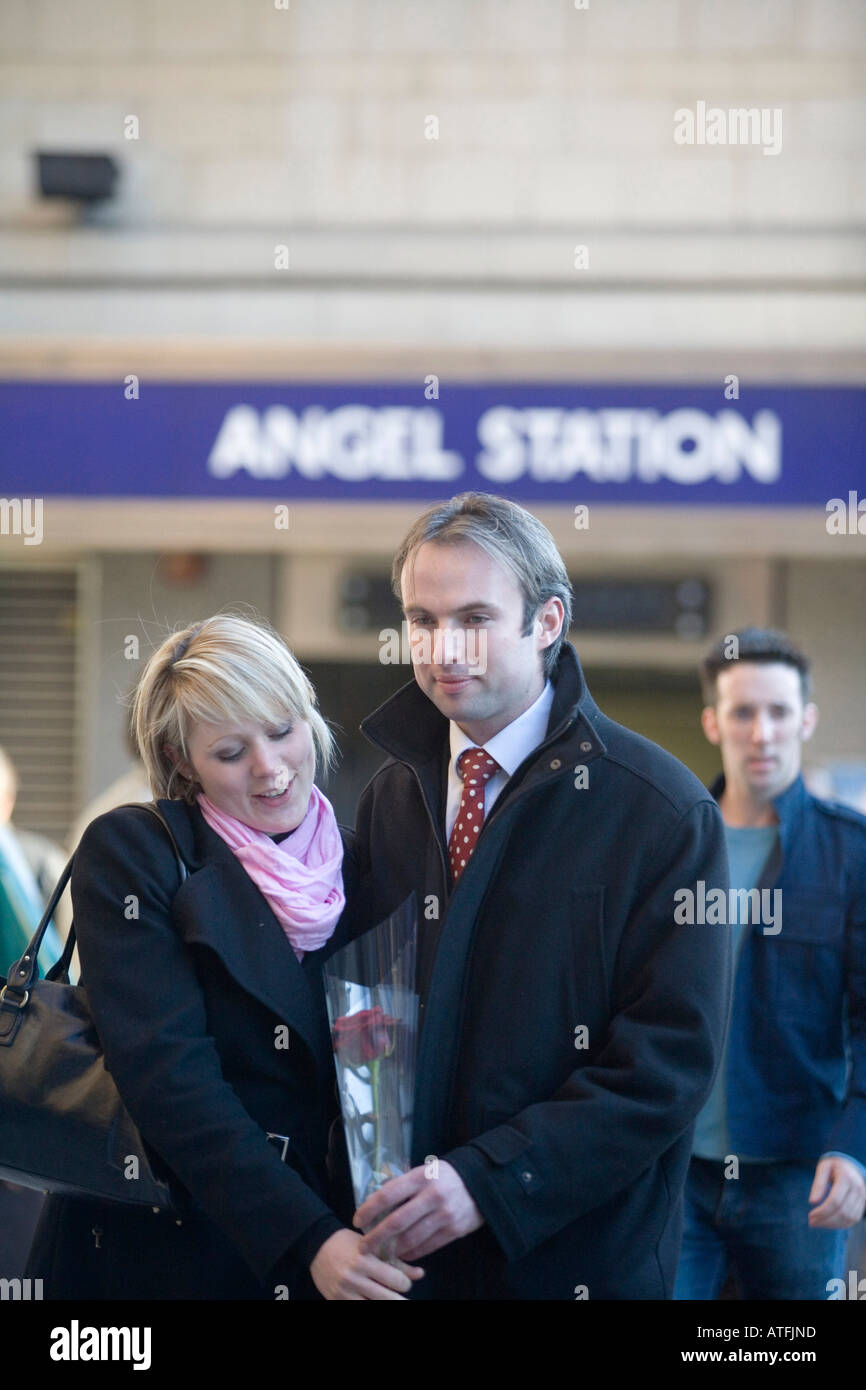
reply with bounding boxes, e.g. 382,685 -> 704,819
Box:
26,614 -> 421,1301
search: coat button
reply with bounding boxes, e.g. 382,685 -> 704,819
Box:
549,759 -> 562,770
579,741 -> 592,753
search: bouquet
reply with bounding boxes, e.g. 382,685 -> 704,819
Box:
324,896 -> 418,1207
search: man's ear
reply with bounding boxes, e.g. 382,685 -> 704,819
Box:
801,701 -> 819,743
535,596 -> 565,649
701,705 -> 721,746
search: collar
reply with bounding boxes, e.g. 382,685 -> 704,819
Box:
708,771 -> 808,832
361,643 -> 605,771
448,680 -> 555,778
152,797 -> 238,873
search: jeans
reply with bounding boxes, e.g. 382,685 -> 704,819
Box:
674,1155 -> 847,1300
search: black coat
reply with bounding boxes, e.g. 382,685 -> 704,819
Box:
26,799 -> 353,1300
352,644 -> 732,1299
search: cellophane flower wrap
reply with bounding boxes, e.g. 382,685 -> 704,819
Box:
324,896 -> 418,1207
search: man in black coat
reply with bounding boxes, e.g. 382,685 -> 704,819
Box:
350,492 -> 731,1299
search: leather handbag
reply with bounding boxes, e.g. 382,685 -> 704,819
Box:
0,802 -> 188,1211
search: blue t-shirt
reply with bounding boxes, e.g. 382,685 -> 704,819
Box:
692,824 -> 778,1161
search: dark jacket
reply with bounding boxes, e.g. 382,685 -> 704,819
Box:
716,773 -> 866,1165
26,798 -> 351,1300
352,644 -> 731,1299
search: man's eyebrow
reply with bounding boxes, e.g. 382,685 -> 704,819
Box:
730,702 -> 792,714
403,601 -> 499,616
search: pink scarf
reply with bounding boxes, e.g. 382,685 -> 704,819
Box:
196,787 -> 345,961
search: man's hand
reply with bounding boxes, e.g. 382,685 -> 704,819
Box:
354,1160 -> 484,1261
808,1156 -> 866,1229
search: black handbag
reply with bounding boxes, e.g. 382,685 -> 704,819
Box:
0,802 -> 188,1211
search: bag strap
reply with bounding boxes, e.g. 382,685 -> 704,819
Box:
1,802 -> 189,1003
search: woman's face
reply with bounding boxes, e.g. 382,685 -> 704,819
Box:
180,714 -> 316,834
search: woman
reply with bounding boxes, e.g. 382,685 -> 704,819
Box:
26,614 -> 421,1300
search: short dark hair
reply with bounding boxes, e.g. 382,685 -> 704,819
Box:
700,627 -> 812,706
392,492 -> 573,678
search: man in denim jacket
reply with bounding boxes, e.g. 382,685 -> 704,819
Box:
675,628 -> 866,1300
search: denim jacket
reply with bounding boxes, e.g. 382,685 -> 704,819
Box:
712,773 -> 866,1171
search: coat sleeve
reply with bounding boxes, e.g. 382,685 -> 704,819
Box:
821,825 -> 866,1165
444,796 -> 732,1263
71,807 -> 343,1285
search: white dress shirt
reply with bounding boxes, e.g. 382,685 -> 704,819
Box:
445,681 -> 555,842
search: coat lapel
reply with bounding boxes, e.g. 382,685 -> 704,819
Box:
157,799 -> 327,1067
412,815 -> 511,1162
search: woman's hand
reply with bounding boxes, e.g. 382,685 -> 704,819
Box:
310,1228 -> 424,1300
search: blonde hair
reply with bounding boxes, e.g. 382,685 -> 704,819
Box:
132,613 -> 334,804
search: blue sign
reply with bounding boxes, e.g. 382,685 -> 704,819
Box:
1,381 -> 862,504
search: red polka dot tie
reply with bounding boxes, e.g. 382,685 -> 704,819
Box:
448,746 -> 501,885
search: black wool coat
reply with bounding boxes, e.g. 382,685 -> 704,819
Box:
351,644 -> 732,1300
26,799 -> 353,1300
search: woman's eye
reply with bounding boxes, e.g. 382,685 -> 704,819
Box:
269,726 -> 293,740
218,749 -> 244,762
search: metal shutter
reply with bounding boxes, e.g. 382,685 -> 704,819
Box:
0,567 -> 78,844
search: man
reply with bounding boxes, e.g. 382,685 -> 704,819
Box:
0,745 -> 65,1292
674,628 -> 866,1300
0,744 -> 65,972
349,492 -> 731,1299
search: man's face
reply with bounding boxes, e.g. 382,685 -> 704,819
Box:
400,539 -> 563,744
701,662 -> 817,804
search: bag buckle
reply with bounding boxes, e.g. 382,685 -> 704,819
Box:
0,985 -> 30,1010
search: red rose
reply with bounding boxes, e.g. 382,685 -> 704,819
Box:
332,1006 -> 397,1068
